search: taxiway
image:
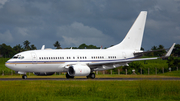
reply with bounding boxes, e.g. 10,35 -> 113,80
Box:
1,78 -> 180,81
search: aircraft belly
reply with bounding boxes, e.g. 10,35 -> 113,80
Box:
27,64 -> 64,72
7,64 -> 64,72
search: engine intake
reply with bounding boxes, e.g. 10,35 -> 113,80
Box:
68,65 -> 90,76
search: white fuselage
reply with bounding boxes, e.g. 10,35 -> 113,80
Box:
5,49 -> 134,73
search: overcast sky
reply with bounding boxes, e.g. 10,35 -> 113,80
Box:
0,0 -> 180,50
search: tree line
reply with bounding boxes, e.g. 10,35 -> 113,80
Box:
0,40 -> 37,58
0,40 -> 180,58
1,40 -> 180,74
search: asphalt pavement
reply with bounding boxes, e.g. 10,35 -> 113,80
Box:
1,77 -> 180,81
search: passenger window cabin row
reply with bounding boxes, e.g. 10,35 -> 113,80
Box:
39,57 -> 64,60
39,56 -> 88,60
108,56 -> 117,59
39,56 -> 117,60
91,56 -> 104,59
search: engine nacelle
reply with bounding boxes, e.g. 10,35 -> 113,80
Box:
34,72 -> 55,76
68,65 -> 91,76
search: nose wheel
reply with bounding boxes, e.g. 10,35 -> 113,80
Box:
22,75 -> 27,79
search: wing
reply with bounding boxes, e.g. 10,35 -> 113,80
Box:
88,43 -> 175,70
88,57 -> 157,67
134,43 -> 176,58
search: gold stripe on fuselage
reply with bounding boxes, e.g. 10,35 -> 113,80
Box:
6,62 -> 65,65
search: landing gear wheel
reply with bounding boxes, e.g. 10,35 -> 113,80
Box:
87,73 -> 95,79
22,75 -> 27,79
66,73 -> 74,79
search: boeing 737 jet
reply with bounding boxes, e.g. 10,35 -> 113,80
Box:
5,11 -> 175,79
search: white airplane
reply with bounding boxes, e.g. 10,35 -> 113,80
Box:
5,11 -> 175,79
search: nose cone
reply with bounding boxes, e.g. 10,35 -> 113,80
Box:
5,60 -> 11,68
5,61 -> 9,66
5,59 -> 14,70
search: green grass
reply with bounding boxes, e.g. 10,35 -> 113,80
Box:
1,58 -> 180,100
133,59 -> 169,74
0,58 -> 12,74
161,70 -> 180,77
1,70 -> 180,78
0,80 -> 180,101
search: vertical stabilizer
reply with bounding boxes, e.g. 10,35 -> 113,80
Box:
108,11 -> 147,51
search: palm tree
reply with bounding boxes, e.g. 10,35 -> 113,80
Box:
23,40 -> 30,50
53,41 -> 61,49
157,45 -> 166,56
30,44 -> 37,50
13,44 -> 23,53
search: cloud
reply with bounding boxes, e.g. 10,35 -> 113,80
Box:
0,30 -> 13,43
0,0 -> 180,50
57,22 -> 114,47
0,0 -> 8,9
16,28 -> 29,36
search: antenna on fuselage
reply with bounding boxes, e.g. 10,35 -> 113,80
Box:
41,45 -> 45,50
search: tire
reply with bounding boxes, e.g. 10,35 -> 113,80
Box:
66,73 -> 74,79
22,75 -> 27,79
87,73 -> 95,79
90,73 -> 95,79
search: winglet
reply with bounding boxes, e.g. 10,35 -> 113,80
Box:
165,43 -> 176,57
160,43 -> 175,60
41,45 -> 45,50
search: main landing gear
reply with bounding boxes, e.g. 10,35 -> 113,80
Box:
65,72 -> 95,79
66,73 -> 74,79
86,73 -> 95,79
22,75 -> 27,79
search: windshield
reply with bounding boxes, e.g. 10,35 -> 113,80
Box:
12,56 -> 18,59
12,55 -> 24,59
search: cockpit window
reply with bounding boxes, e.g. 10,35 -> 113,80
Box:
12,56 -> 18,59
21,56 -> 24,59
12,56 -> 24,59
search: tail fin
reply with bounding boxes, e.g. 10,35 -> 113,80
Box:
108,11 -> 147,51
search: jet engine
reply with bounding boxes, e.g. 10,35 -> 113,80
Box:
34,72 -> 55,76
68,65 -> 90,76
